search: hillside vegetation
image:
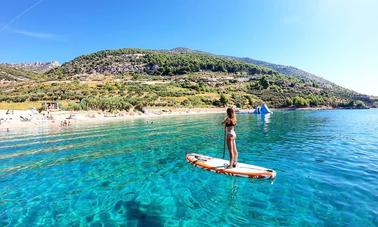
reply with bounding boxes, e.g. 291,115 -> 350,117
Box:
0,64 -> 43,81
46,48 -> 276,80
0,48 -> 371,111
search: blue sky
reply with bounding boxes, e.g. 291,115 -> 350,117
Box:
0,0 -> 377,95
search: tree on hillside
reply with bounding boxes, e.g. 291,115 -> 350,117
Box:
219,94 -> 228,106
259,76 -> 270,89
292,96 -> 309,107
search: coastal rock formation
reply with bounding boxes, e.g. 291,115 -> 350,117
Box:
1,61 -> 60,73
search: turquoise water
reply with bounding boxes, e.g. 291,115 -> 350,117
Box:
0,110 -> 377,226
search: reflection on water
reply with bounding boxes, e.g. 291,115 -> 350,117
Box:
261,113 -> 271,132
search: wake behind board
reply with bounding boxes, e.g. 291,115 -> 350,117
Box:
186,153 -> 276,179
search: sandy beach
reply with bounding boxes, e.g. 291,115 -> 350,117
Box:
0,106 -> 342,133
0,107 -> 226,132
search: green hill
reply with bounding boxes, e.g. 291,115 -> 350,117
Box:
46,48 -> 276,80
0,48 -> 372,110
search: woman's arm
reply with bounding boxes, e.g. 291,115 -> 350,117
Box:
231,117 -> 236,125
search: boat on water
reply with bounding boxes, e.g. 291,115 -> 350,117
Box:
252,103 -> 272,114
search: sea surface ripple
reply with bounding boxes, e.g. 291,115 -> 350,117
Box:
0,109 -> 377,226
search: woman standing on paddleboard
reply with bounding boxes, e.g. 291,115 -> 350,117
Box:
222,107 -> 238,168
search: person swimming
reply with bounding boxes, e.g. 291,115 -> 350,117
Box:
222,107 -> 239,168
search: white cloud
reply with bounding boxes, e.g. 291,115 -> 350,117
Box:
0,0 -> 44,33
11,29 -> 57,39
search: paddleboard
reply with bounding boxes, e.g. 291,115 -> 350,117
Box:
186,153 -> 276,179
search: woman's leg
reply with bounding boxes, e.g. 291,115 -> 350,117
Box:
232,138 -> 238,166
227,136 -> 234,168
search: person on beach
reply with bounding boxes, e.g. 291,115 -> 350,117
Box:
61,120 -> 69,127
222,107 -> 238,168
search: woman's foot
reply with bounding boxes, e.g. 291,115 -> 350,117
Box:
224,163 -> 234,169
233,161 -> 237,168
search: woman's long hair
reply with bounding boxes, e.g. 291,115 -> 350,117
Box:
226,107 -> 236,125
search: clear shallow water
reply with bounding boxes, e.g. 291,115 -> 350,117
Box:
0,110 -> 377,226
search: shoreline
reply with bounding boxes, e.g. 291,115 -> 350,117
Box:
0,108 -> 225,132
0,106 -> 374,133
272,106 -> 335,111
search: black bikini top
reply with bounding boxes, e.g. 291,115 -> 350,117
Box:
225,118 -> 236,127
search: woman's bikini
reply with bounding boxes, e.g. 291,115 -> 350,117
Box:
225,118 -> 236,138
